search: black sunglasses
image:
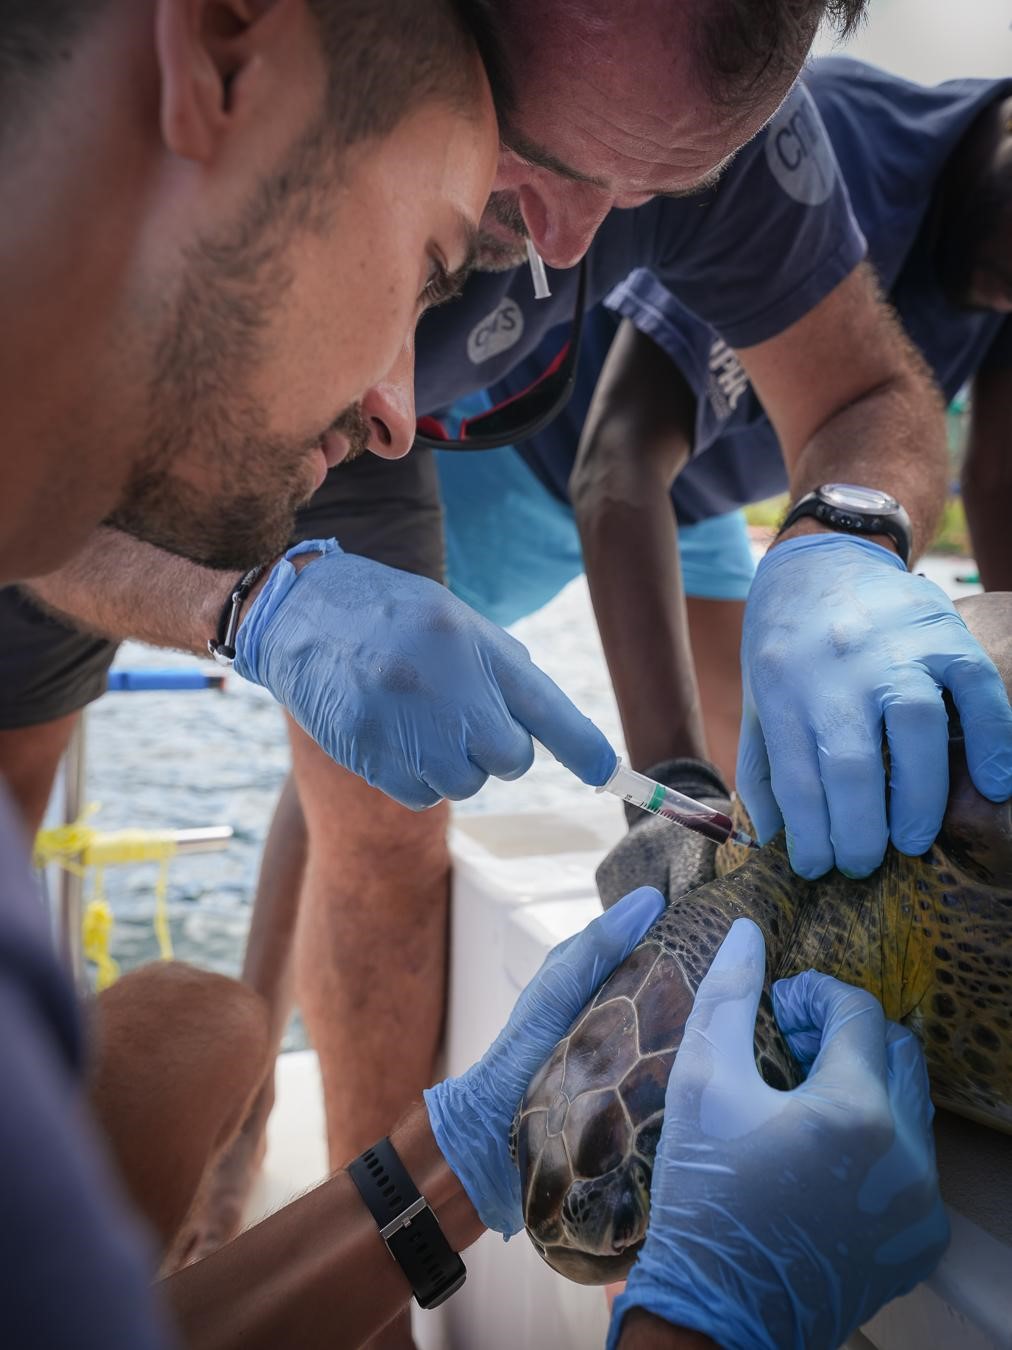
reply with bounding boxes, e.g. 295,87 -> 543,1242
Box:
414,259 -> 588,452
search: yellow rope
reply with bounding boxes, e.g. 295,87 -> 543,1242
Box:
35,812 -> 177,985
152,854 -> 174,963
82,886 -> 119,992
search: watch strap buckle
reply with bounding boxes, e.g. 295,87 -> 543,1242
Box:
380,1194 -> 428,1242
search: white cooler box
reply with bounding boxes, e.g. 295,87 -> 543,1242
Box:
415,802 -> 1012,1350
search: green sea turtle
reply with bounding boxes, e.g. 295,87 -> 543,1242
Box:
514,592 -> 1012,1285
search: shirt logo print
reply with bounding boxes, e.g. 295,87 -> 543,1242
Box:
467,298 -> 525,364
764,87 -> 837,206
707,338 -> 750,420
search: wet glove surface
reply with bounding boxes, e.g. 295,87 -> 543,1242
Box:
235,539 -> 616,809
424,886 -> 665,1237
596,759 -> 729,910
609,917 -> 949,1350
738,534 -> 1012,879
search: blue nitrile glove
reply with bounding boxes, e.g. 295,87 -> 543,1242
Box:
738,534 -> 1012,878
609,918 -> 949,1350
423,886 -> 665,1236
235,539 -> 615,809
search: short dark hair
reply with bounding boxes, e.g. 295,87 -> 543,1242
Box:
694,0 -> 868,112
305,0 -> 512,146
0,1 -> 105,94
0,1 -> 507,144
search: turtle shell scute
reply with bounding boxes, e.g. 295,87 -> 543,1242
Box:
563,1087 -> 632,1179
619,1050 -> 675,1126
591,940 -> 662,1007
561,997 -> 639,1097
633,953 -> 694,1055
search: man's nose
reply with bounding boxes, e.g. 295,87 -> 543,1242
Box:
519,181 -> 614,269
362,338 -> 416,459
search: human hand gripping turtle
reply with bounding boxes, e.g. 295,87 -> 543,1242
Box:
517,595 -> 1011,1335
608,919 -> 949,1350
426,902 -> 946,1350
738,535 -> 1012,879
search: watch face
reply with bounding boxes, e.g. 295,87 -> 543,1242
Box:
821,483 -> 899,514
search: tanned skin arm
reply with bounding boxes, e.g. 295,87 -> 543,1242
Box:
961,359 -> 1012,590
25,528 -> 246,653
737,262 -> 947,561
162,1104 -> 482,1350
570,318 -> 708,773
166,1100 -> 718,1350
22,527 -> 307,652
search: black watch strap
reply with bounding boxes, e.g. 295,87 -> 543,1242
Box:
778,489 -> 912,567
348,1137 -> 466,1311
207,564 -> 268,666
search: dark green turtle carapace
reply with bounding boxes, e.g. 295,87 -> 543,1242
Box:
515,593 -> 1012,1285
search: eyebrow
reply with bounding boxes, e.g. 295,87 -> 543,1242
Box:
502,127 -> 739,202
655,151 -> 739,200
501,126 -> 609,189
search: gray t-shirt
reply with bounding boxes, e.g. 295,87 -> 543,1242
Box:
0,783 -> 175,1348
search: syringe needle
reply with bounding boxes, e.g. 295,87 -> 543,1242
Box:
730,828 -> 761,850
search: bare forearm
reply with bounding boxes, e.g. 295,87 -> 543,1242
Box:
25,527 -> 242,654
571,318 -> 705,770
961,364 -> 1012,590
163,1103 -> 483,1350
740,264 -> 948,562
779,359 -> 946,561
575,480 -> 706,771
616,1309 -> 720,1350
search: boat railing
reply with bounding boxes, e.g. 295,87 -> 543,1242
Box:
39,667 -> 234,989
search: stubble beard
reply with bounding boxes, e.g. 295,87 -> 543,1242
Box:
107,188 -> 372,570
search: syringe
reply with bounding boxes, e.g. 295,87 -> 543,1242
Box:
598,757 -> 759,850
526,239 -> 552,299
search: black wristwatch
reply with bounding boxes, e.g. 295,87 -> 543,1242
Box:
778,483 -> 913,567
348,1137 -> 466,1310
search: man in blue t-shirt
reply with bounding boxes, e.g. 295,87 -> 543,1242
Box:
438,57 -> 1012,792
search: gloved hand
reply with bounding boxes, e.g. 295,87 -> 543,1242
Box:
595,758 -> 727,910
609,917 -> 949,1350
424,886 -> 665,1236
739,533 -> 1012,878
235,539 -> 616,809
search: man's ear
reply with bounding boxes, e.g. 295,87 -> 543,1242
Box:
154,0 -> 301,163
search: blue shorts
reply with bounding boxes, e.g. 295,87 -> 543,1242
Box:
436,437 -> 755,629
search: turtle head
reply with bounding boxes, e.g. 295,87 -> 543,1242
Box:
552,1156 -> 652,1280
937,594 -> 1012,883
515,944 -> 680,1284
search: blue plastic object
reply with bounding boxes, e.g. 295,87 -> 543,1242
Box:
106,670 -> 226,693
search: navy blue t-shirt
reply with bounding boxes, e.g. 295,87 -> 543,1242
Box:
0,785 -> 175,1349
415,79 -> 865,417
594,58 -> 1012,524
